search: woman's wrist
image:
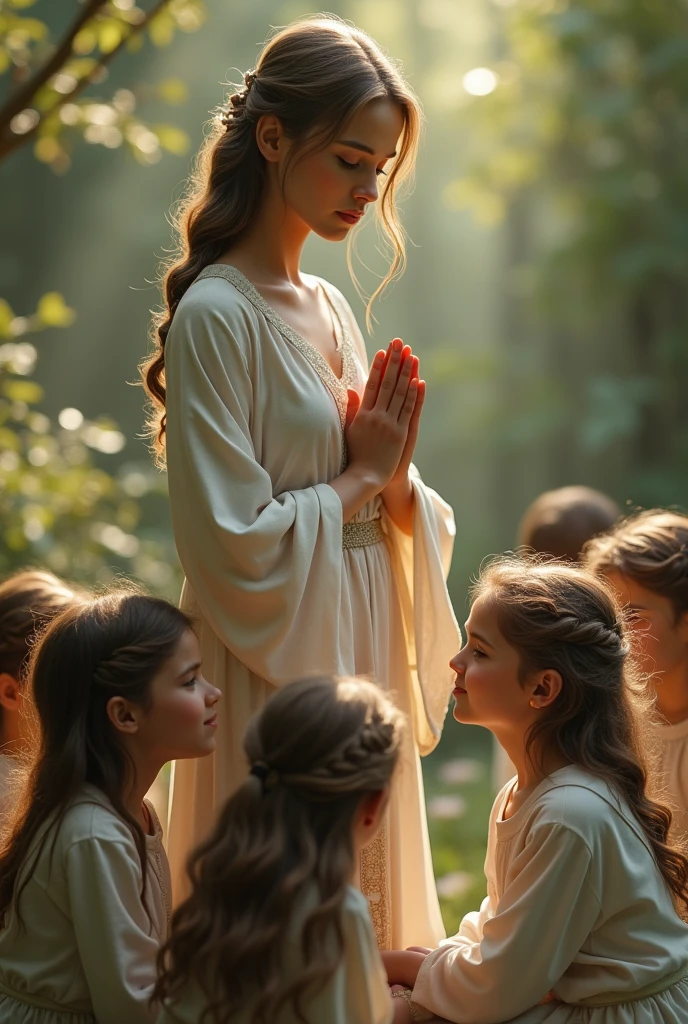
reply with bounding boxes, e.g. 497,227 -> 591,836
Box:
329,464 -> 385,522
381,473 -> 415,535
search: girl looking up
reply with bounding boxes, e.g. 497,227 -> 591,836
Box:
0,591 -> 221,1024
141,14 -> 459,946
384,558 -> 688,1024
585,510 -> 688,843
155,675 -> 404,1024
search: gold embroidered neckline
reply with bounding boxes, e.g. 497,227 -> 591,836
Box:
196,263 -> 358,428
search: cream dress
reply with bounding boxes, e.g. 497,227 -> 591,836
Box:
164,265 -> 460,948
412,765 -> 688,1023
0,786 -> 170,1024
156,885 -> 392,1024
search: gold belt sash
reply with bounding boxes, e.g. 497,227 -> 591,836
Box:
342,518 -> 384,551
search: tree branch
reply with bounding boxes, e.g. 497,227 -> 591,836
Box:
0,0 -> 107,129
0,0 -> 172,164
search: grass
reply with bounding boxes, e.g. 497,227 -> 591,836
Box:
422,717 -> 495,936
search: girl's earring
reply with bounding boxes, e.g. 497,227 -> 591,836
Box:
529,699 -> 538,709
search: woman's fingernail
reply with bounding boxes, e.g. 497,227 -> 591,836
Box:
393,338 -> 402,352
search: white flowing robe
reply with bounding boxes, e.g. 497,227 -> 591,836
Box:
164,264 -> 461,948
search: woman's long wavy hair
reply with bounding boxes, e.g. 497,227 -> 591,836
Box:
474,555 -> 688,914
154,675 -> 405,1024
140,14 -> 422,466
0,591 -> 193,926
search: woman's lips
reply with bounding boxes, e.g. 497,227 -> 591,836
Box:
336,211 -> 362,225
204,715 -> 217,727
452,686 -> 466,696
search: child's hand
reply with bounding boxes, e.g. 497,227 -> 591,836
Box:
381,949 -> 428,987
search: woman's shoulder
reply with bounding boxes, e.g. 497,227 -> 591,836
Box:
172,267 -> 261,339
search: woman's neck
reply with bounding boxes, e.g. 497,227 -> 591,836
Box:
222,176 -> 310,285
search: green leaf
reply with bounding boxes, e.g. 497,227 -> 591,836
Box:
157,77 -> 188,105
153,123 -> 189,154
0,49 -> 10,74
0,299 -> 14,338
36,292 -> 76,327
98,19 -> 125,54
11,16 -> 47,41
6,0 -> 39,8
149,11 -> 175,47
2,379 -> 43,404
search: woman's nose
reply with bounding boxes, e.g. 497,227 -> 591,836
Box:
353,177 -> 378,204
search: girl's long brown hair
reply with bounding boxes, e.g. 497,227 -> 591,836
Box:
154,675 -> 405,1024
474,556 -> 688,914
0,591 -> 193,926
140,14 -> 422,466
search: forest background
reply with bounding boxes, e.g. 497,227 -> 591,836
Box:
1,0 -> 686,932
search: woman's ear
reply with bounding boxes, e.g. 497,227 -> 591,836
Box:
0,673 -> 20,712
255,114 -> 285,163
106,696 -> 142,735
528,669 -> 563,711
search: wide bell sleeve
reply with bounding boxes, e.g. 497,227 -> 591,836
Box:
164,291 -> 345,684
412,823 -> 601,1023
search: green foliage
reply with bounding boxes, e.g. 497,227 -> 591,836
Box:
0,0 -> 205,169
448,0 -> 688,506
0,0 -> 202,592
0,297 -> 177,591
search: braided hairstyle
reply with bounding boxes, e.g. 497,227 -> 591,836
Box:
140,14 -> 422,466
584,509 -> 688,621
155,675 -> 405,1024
474,555 -> 688,913
0,590 -> 193,925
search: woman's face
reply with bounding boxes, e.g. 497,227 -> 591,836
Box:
280,97 -> 405,241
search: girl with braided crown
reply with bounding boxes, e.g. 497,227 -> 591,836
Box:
155,675 -> 404,1024
383,558 -> 688,1024
140,14 -> 459,947
584,511 -> 688,844
0,591 -> 220,1024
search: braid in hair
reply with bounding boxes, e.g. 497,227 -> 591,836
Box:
474,555 -> 688,915
155,676 -> 405,1024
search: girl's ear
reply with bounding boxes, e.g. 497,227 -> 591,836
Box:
106,696 -> 142,735
528,669 -> 563,711
0,673 -> 20,712
255,114 -> 285,163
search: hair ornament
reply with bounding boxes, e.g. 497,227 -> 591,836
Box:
220,69 -> 257,129
250,760 -> 279,793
